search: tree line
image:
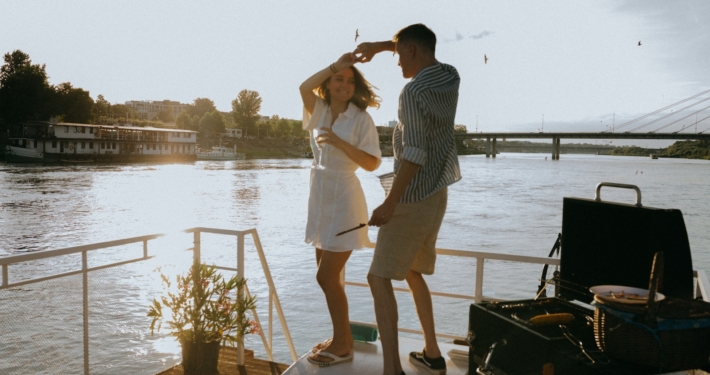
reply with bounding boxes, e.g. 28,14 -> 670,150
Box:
0,49 -> 305,141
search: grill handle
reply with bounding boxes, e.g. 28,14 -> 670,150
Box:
594,182 -> 642,207
476,339 -> 507,375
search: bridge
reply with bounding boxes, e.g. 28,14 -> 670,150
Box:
454,131 -> 710,159
453,89 -> 710,159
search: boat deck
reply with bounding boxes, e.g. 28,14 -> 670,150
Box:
155,347 -> 290,375
282,336 -> 469,375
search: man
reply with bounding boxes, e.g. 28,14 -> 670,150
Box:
355,24 -> 461,375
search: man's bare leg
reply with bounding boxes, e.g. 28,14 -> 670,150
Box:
405,270 -> 441,358
368,272 -> 402,375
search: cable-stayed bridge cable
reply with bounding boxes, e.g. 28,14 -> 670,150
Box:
614,89 -> 710,131
627,97 -> 710,133
645,104 -> 710,133
674,114 -> 710,133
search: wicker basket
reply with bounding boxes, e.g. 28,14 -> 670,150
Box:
593,296 -> 710,371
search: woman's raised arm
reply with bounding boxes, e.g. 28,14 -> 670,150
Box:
299,53 -> 357,114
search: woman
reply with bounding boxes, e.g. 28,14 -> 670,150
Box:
299,52 -> 382,366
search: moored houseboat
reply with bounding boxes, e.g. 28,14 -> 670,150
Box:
4,121 -> 198,163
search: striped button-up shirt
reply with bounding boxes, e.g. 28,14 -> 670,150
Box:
393,62 -> 462,203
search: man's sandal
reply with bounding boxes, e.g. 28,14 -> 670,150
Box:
307,351 -> 353,367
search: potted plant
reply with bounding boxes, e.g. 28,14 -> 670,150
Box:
149,259 -> 259,375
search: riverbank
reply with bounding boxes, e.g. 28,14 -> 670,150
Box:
612,140 -> 710,160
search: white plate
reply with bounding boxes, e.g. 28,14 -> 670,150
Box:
589,285 -> 665,305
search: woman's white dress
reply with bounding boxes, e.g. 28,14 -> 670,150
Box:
303,98 -> 382,252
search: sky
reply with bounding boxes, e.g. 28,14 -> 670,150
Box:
2,0 -> 709,140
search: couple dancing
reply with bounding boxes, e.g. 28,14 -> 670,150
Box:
300,23 -> 461,375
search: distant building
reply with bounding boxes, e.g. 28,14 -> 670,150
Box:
388,120 -> 397,128
223,128 -> 243,138
125,100 -> 188,121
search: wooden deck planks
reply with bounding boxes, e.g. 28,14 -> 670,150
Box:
156,347 -> 290,375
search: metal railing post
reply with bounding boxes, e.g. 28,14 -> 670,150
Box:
269,291 -> 273,354
475,256 -> 485,304
82,251 -> 90,375
237,233 -> 245,366
249,230 -> 298,361
193,230 -> 201,263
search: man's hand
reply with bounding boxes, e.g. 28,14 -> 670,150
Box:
368,200 -> 396,227
354,41 -> 395,63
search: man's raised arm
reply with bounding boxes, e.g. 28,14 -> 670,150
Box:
354,41 -> 395,63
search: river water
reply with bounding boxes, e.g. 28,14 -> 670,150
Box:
1,154 -> 709,373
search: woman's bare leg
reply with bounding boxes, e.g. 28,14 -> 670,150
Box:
311,248 -> 353,362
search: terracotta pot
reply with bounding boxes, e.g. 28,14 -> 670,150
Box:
180,339 -> 221,375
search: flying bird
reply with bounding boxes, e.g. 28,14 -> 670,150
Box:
484,54 -> 488,64
638,41 -> 642,46
355,29 -> 359,42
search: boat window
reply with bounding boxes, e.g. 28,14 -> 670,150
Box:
90,128 -> 94,134
89,142 -> 93,149
33,140 -> 37,148
112,143 -> 116,149
73,127 -> 77,133
81,142 -> 85,149
52,141 -> 57,148
65,126 -> 69,133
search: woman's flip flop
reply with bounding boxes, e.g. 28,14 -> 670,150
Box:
307,350 -> 353,367
311,338 -> 332,353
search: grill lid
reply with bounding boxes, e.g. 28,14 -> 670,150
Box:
558,183 -> 694,303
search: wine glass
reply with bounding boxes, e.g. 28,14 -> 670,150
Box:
312,127 -> 328,169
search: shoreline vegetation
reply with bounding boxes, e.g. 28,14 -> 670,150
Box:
3,135 -> 710,161
610,140 -> 710,160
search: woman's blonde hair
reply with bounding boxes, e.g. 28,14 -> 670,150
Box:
316,65 -> 380,110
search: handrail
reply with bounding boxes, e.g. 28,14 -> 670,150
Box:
1,234 -> 162,289
0,234 -> 162,265
347,247 -> 561,341
0,233 -> 162,375
183,227 -> 298,365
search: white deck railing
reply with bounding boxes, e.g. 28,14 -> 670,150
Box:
0,234 -> 163,375
1,229 -> 709,373
347,244 -> 710,341
183,227 -> 298,364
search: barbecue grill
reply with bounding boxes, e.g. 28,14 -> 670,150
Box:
468,183 -> 706,375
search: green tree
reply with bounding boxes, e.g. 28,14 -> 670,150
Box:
199,110 -> 226,138
111,104 -> 132,123
55,82 -> 94,123
0,50 -> 55,125
278,118 -> 291,139
155,109 -> 175,123
454,124 -> 468,134
93,94 -> 111,123
290,119 -> 305,139
231,90 -> 262,138
0,50 -> 32,83
175,110 -> 192,130
187,97 -> 217,118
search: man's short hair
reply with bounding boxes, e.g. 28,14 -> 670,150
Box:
393,23 -> 436,54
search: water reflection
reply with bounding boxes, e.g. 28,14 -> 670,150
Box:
1,155 -> 710,371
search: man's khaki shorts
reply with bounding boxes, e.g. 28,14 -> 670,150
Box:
369,188 -> 448,280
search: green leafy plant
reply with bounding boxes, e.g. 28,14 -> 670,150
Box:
148,259 -> 259,346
